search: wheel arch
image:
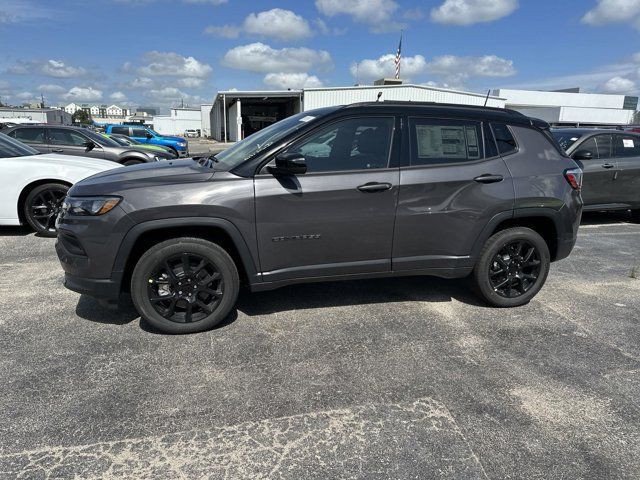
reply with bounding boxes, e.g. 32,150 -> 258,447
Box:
17,178 -> 72,225
114,217 -> 259,294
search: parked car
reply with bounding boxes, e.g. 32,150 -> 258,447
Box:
0,132 -> 118,236
552,128 -> 640,221
104,124 -> 188,157
105,133 -> 178,158
185,129 -> 199,138
2,125 -> 173,165
57,102 -> 582,334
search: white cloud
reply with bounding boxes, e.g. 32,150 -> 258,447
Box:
177,77 -> 205,88
62,86 -> 103,101
0,0 -> 55,24
315,0 -> 402,32
581,0 -> 640,27
110,91 -> 127,102
41,59 -> 88,78
222,43 -> 333,73
38,84 -> 66,93
600,76 -> 637,93
130,77 -> 154,89
428,54 -> 516,77
15,91 -> 34,101
263,73 -> 323,89
243,9 -> 312,40
146,86 -> 205,107
350,54 -> 428,83
137,51 -> 212,78
203,24 -> 241,38
431,0 -> 518,26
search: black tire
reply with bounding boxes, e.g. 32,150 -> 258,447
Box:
472,227 -> 550,307
123,159 -> 143,166
23,183 -> 68,237
131,237 -> 239,334
168,147 -> 179,157
631,209 -> 640,223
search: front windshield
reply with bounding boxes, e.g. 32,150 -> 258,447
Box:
146,129 -> 159,136
552,131 -> 584,151
85,129 -> 121,147
0,132 -> 40,158
214,107 -> 340,170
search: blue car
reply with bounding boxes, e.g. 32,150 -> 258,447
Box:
105,124 -> 189,157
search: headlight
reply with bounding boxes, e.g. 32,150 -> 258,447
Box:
62,196 -> 121,216
177,142 -> 187,147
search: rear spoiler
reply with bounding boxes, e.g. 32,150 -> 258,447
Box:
528,117 -> 551,130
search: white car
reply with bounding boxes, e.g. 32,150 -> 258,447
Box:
184,129 -> 198,138
0,132 -> 119,237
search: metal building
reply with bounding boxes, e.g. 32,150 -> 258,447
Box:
209,84 -> 505,142
153,107 -> 202,136
0,107 -> 72,125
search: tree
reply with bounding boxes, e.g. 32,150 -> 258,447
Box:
72,110 -> 92,125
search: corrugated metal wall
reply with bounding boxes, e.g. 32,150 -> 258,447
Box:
303,85 -> 505,111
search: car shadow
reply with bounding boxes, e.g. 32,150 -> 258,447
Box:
580,210 -> 637,225
236,275 -> 485,317
0,226 -> 32,237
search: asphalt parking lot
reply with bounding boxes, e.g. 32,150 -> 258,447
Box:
0,212 -> 638,479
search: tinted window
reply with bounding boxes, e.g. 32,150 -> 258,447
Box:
483,122 -> 498,158
409,118 -> 483,166
594,135 -> 612,159
111,126 -> 130,135
11,128 -> 45,144
49,128 -> 88,146
288,117 -> 394,172
131,128 -> 147,137
575,137 -> 598,159
491,123 -> 517,155
0,132 -> 40,157
552,132 -> 584,151
613,134 -> 640,157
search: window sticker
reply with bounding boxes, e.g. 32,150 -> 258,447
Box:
623,139 -> 635,148
299,116 -> 316,123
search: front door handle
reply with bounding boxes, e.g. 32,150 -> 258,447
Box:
602,163 -> 615,169
474,174 -> 504,184
51,148 -> 64,153
357,182 -> 392,192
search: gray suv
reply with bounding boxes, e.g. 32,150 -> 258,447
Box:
56,102 -> 583,334
3,125 -> 173,165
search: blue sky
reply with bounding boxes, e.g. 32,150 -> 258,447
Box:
0,0 -> 639,110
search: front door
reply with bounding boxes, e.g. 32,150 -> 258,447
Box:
573,134 -> 619,207
48,128 -> 104,159
393,118 -> 514,270
254,116 -> 399,283
612,133 -> 640,207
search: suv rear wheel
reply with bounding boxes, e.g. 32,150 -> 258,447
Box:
131,237 -> 239,334
472,227 -> 550,307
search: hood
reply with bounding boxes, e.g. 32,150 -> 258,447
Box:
162,135 -> 186,142
29,153 -> 117,172
69,158 -> 214,196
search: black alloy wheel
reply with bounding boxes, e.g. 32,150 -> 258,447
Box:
24,183 -> 68,237
488,240 -> 542,298
147,253 -> 224,324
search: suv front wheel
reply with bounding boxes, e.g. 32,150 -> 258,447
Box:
131,237 -> 239,334
472,227 -> 550,307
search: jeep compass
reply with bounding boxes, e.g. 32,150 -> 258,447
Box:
56,103 -> 583,334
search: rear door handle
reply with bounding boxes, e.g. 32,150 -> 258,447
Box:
357,182 -> 392,192
51,149 -> 64,153
473,174 -> 504,184
602,163 -> 615,169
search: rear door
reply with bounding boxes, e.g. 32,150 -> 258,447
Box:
573,134 -> 619,206
612,133 -> 640,207
254,115 -> 399,282
48,128 -> 105,159
7,127 -> 48,153
393,117 -> 513,271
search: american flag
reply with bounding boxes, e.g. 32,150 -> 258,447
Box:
394,32 -> 402,79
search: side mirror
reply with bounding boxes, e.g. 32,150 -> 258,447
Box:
84,140 -> 96,152
145,133 -> 153,139
268,152 -> 307,175
572,150 -> 593,161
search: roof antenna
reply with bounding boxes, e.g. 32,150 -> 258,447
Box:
376,91 -> 383,102
483,89 -> 490,107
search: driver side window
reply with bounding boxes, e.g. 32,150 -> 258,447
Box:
49,128 -> 89,146
287,117 -> 394,173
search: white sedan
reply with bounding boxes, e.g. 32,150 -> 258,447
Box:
0,132 -> 119,237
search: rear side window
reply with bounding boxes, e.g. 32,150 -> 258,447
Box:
10,128 -> 45,144
613,134 -> 640,157
111,126 -> 130,135
409,118 -> 484,166
491,123 -> 517,155
131,128 -> 147,137
594,135 -> 612,159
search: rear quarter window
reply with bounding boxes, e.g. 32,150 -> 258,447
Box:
491,123 -> 517,155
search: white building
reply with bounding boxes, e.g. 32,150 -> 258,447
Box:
209,83 -> 506,142
64,103 -> 81,115
0,107 -> 72,125
200,103 -> 213,137
153,107 -> 202,136
493,88 -> 638,126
